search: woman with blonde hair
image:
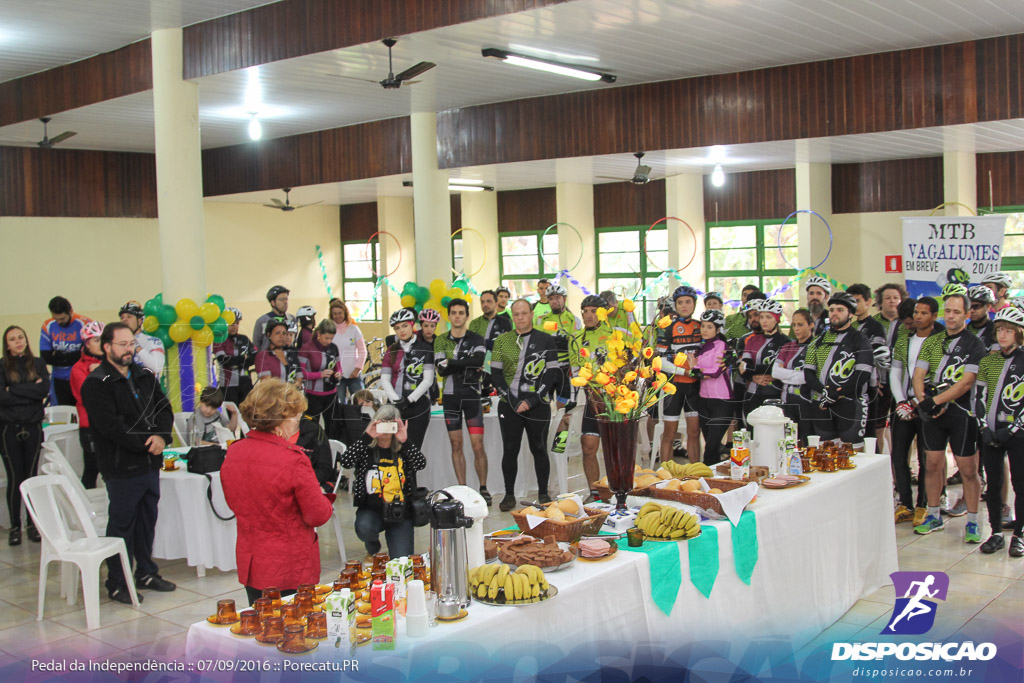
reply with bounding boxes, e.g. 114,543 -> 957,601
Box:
221,378 -> 335,605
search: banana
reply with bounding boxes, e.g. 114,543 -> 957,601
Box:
531,581 -> 540,599
496,563 -> 510,585
477,581 -> 488,597
515,573 -> 526,600
504,575 -> 514,602
669,528 -> 687,539
487,573 -> 500,599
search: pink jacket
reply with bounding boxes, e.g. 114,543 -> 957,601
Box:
694,337 -> 732,400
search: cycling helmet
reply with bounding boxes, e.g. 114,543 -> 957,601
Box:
828,292 -> 858,313
119,301 -> 144,318
700,309 -> 726,328
968,285 -> 995,305
225,307 -> 242,323
81,321 -> 105,341
941,283 -> 969,298
581,295 -> 607,310
672,285 -> 699,302
804,275 -> 832,295
761,299 -> 784,317
1011,297 -> 1024,310
418,308 -> 441,324
546,284 -> 567,298
981,271 -> 1013,289
994,306 -> 1024,327
296,305 -> 316,318
495,286 -> 511,296
285,319 -> 299,334
390,308 -> 416,327
743,298 -> 765,314
266,285 -> 290,302
703,291 -> 723,304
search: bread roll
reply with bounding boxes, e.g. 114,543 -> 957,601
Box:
681,480 -> 701,493
556,498 -> 579,516
656,467 -> 673,480
521,506 -> 540,516
707,488 -> 723,494
635,473 -> 660,488
545,505 -> 566,522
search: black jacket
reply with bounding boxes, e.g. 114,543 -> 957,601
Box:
80,359 -> 173,479
0,357 -> 50,424
296,414 -> 334,487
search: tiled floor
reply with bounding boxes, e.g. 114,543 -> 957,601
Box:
0,455 -> 1020,668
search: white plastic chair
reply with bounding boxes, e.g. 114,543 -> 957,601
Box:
322,440 -> 349,565
40,443 -> 108,524
21,475 -> 140,630
173,411 -> 193,447
213,424 -> 234,447
223,402 -> 248,436
44,406 -> 78,425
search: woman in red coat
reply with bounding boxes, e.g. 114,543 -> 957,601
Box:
221,378 -> 335,605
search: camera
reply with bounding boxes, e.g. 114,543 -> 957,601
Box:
377,421 -> 398,434
383,498 -> 407,523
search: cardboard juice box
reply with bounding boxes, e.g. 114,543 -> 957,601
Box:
371,580 -> 396,650
385,556 -> 412,616
324,588 -> 355,654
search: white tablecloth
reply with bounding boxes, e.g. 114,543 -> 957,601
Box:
153,467 -> 237,573
185,452 -> 898,661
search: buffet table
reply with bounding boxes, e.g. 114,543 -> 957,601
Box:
185,452 -> 897,662
153,465 -> 237,577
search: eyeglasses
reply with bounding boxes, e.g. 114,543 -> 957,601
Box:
111,341 -> 137,349
970,303 -> 987,310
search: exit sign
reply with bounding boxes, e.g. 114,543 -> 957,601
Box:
885,255 -> 903,273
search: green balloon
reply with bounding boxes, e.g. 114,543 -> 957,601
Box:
154,327 -> 173,349
414,303 -> 423,313
206,294 -> 226,312
403,281 -> 418,295
154,293 -> 163,306
190,315 -> 206,331
156,304 -> 177,326
212,327 -> 228,344
210,317 -> 228,336
416,286 -> 430,304
441,296 -> 451,307
144,298 -> 160,317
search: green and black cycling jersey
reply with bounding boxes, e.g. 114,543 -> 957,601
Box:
871,312 -> 903,348
534,309 -> 581,364
976,347 -> 1024,430
803,327 -> 873,400
468,313 -> 513,351
967,317 -> 998,353
490,329 -> 560,408
914,328 -> 986,409
570,324 -> 613,371
433,330 -> 486,396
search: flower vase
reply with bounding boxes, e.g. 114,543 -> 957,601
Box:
596,417 -> 640,511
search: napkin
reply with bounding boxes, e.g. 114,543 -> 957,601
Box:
699,478 -> 758,526
615,536 -> 682,616
687,525 -> 719,598
731,509 -> 759,585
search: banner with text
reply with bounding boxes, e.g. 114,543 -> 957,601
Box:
901,215 -> 1008,299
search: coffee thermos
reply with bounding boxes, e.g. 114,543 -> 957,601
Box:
428,490 -> 474,618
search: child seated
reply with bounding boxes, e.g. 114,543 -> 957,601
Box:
187,386 -> 239,446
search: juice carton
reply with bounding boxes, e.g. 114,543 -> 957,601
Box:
324,588 -> 355,654
730,446 -> 750,481
732,429 -> 749,451
370,580 -> 396,650
386,556 -> 412,616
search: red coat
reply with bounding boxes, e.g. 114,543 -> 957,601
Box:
70,350 -> 103,428
220,430 -> 334,590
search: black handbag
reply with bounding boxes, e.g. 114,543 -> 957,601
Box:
407,471 -> 430,528
185,445 -> 235,522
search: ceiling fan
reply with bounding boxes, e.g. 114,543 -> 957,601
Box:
37,117 -> 77,149
262,188 -> 322,212
327,37 -> 436,89
596,152 -> 657,185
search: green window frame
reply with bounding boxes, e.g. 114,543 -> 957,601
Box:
981,205 -> 1024,296
341,239 -> 382,322
594,225 -> 667,324
498,230 -> 559,299
705,219 -> 799,320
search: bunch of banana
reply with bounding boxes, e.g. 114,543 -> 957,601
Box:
636,502 -> 701,540
468,563 -> 549,603
662,460 -> 714,479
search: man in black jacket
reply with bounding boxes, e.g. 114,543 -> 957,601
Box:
81,323 -> 175,604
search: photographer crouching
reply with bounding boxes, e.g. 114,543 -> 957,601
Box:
340,404 -> 425,560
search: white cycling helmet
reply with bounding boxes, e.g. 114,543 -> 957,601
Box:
982,271 -> 1013,289
546,284 -> 567,297
968,285 -> 995,305
296,305 -> 316,318
1010,297 -> 1024,310
389,308 -> 416,327
994,306 -> 1024,328
761,299 -> 784,316
743,298 -> 766,313
804,275 -> 832,295
699,309 -> 725,328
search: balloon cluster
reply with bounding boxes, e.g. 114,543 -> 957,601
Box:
140,293 -> 234,349
398,278 -> 473,321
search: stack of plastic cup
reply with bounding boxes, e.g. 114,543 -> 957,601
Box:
405,579 -> 429,638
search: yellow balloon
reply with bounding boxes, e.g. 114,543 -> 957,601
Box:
401,294 -> 417,308
221,309 -> 236,325
425,299 -> 442,312
199,302 -> 220,324
142,315 -> 159,334
446,287 -> 462,300
168,321 -> 192,343
175,298 -> 199,321
429,279 -> 447,299
192,326 -> 214,347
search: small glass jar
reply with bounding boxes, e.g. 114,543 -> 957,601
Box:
627,527 -> 644,547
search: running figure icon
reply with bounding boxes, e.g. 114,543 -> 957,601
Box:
882,571 -> 949,635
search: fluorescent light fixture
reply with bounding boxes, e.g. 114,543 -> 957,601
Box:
449,178 -> 483,185
711,164 -> 725,187
403,180 -> 494,192
482,48 -> 615,83
244,67 -> 262,111
449,185 -> 485,192
248,114 -> 262,141
508,44 -> 600,63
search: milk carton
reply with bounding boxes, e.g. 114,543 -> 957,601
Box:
385,556 -> 412,616
324,588 -> 355,654
370,580 -> 396,650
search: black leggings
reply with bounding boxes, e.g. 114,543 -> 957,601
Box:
498,401 -> 551,496
1,422 -> 42,529
400,398 -> 431,453
79,426 -> 100,489
699,397 -> 733,465
890,416 -> 928,510
304,393 -> 336,429
981,435 -> 1024,536
809,394 -> 868,447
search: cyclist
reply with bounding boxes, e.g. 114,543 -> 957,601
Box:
381,308 -> 436,452
739,298 -> 789,419
532,279 -> 552,318
976,307 -> 1024,557
691,309 -> 733,464
300,319 -> 342,432
870,283 -> 909,451
491,299 -> 560,512
772,309 -> 816,442
656,285 -> 704,464
534,284 -> 582,454
255,319 -> 304,388
118,301 -> 165,377
213,307 -> 254,406
599,290 -> 635,335
967,285 -> 998,351
434,298 -> 491,503
328,298 -> 367,404
295,305 -> 317,348
253,285 -> 295,351
724,285 -> 761,340
805,274 -> 832,335
468,289 -> 513,402
981,271 -> 1014,314
848,284 -> 893,448
495,286 -> 512,319
570,295 -> 614,500
418,308 -> 443,403
803,292 -> 873,448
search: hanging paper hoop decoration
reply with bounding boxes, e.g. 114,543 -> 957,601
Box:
645,217 -> 697,272
449,227 -> 488,278
777,210 -> 833,271
929,202 -> 977,216
539,223 -> 584,273
367,231 -> 402,278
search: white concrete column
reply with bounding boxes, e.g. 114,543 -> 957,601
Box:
664,174 -> 706,290
555,182 -> 595,312
795,155 -> 833,299
377,196 -> 415,317
410,111 -> 451,286
943,151 -> 977,216
460,191 -> 499,305
151,28 -> 206,302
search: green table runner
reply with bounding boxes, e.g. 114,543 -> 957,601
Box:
614,536 -> 682,616
687,525 -> 719,598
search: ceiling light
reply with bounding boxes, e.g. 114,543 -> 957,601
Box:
403,180 -> 494,192
248,114 -> 262,141
449,178 -> 483,185
449,185 -> 485,192
482,48 -> 616,83
507,44 -> 600,63
711,164 -> 725,187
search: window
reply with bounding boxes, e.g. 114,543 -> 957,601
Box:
341,240 -> 381,321
499,231 -> 559,298
452,237 -> 464,275
706,220 -> 799,319
985,207 -> 1024,296
595,226 -> 667,324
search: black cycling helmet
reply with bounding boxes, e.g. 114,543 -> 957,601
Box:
828,292 -> 858,313
266,285 -> 290,302
700,309 -> 726,328
703,291 -> 723,305
672,285 -> 699,302
581,295 -> 607,310
495,286 -> 511,296
119,301 -> 144,318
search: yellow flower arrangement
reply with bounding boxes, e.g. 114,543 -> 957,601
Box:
622,299 -> 636,312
